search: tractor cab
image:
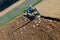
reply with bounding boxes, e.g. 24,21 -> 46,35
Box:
25,5 -> 36,13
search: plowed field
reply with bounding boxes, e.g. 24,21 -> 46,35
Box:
0,14 -> 60,40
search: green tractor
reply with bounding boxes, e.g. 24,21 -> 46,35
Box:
23,5 -> 40,21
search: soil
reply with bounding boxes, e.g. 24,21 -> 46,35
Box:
0,0 -> 60,40
0,14 -> 60,40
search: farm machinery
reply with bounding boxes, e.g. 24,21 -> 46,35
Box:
23,5 -> 41,21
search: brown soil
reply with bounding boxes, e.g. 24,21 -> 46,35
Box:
0,14 -> 60,40
0,0 -> 60,39
0,0 -> 25,16
35,0 -> 60,19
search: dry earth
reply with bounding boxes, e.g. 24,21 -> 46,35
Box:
35,0 -> 60,19
0,0 -> 25,16
0,14 -> 60,40
0,0 -> 60,40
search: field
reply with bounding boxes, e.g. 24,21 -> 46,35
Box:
0,14 -> 60,40
35,0 -> 60,19
0,0 -> 60,40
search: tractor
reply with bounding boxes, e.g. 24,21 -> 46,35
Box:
23,5 -> 41,21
